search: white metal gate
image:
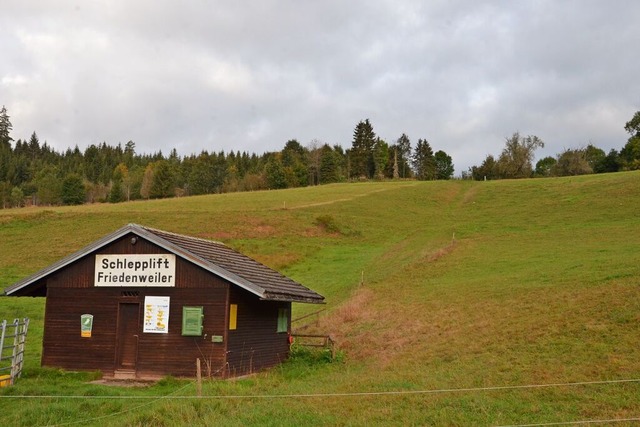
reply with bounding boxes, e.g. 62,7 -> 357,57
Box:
0,318 -> 29,386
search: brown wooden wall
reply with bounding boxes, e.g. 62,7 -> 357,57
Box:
40,232 -> 294,378
47,233 -> 214,290
226,286 -> 291,377
43,233 -> 231,377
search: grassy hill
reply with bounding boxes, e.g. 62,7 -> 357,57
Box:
0,172 -> 639,425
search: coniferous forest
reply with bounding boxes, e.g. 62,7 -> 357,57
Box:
0,105 -> 638,208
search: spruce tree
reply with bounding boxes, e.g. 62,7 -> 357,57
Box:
61,173 -> 86,205
108,179 -> 124,203
265,156 -> 287,189
0,106 -> 13,183
149,160 -> 174,198
412,139 -> 436,180
350,119 -> 376,179
0,106 -> 12,149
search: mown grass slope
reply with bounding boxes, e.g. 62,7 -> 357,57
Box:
0,172 -> 639,426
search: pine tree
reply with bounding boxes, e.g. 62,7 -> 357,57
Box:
61,173 -> 86,205
412,139 -> 436,180
28,132 -> 40,160
281,139 -> 308,187
108,179 -> 124,203
0,106 -> 13,183
0,106 -> 13,149
149,160 -> 174,198
350,119 -> 376,179
319,144 -> 343,184
265,155 -> 287,189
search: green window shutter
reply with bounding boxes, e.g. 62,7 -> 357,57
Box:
182,306 -> 204,336
277,308 -> 288,333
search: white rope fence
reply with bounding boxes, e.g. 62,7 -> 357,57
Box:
1,377 -> 638,400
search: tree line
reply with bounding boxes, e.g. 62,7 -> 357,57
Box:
1,104 -> 638,208
0,108 -> 455,208
467,111 -> 640,180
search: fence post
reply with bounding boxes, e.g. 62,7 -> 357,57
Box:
0,320 -> 6,366
10,319 -> 19,385
0,319 -> 8,386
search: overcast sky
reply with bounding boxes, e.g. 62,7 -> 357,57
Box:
2,1 -> 639,174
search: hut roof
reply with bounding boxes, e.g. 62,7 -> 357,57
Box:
4,223 -> 325,304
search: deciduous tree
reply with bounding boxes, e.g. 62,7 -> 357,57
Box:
497,132 -> 544,178
624,111 -> 640,137
584,144 -> 606,173
535,156 -> 556,177
553,148 -> 592,176
619,111 -> 640,169
434,150 -> 454,180
471,155 -> 499,180
35,165 -> 62,205
10,186 -> 23,208
599,149 -> 621,173
373,138 -> 389,179
140,164 -> 154,199
396,133 -> 412,178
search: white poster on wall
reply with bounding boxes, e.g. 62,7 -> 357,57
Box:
143,296 -> 170,334
94,254 -> 176,287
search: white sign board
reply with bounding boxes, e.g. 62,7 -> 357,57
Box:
143,296 -> 170,334
94,254 -> 176,287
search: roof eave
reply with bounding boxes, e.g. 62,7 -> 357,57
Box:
5,224 -> 323,304
5,223 -> 269,300
4,224 -> 140,296
134,226 -> 267,299
261,294 -> 326,304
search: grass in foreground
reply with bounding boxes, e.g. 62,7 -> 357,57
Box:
1,173 -> 639,425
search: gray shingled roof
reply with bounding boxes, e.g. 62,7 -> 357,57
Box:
5,224 -> 325,304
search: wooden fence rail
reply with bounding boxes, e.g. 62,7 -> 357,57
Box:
291,333 -> 336,360
291,309 -> 326,324
0,318 -> 29,387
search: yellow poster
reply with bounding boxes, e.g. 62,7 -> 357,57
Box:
143,296 -> 170,334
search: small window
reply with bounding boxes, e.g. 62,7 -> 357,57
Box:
229,304 -> 237,330
277,308 -> 288,333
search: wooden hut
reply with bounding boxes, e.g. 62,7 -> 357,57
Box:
4,224 -> 324,379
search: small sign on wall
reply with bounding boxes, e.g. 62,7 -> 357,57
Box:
143,296 -> 170,333
81,314 -> 93,338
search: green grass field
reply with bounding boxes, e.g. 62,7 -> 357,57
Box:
1,172 -> 639,426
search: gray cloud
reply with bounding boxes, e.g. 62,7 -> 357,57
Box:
2,0 -> 639,174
